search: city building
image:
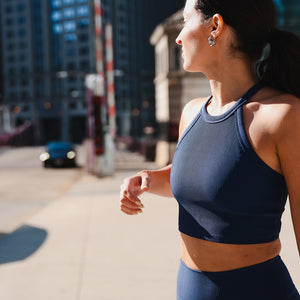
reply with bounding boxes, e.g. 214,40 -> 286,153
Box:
150,0 -> 300,166
0,4 -> 3,107
0,0 -> 297,147
0,0 -> 185,144
274,0 -> 300,35
0,0 -> 96,144
150,9 -> 210,166
101,0 -> 185,139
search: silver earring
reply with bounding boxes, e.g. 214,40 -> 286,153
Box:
208,36 -> 215,47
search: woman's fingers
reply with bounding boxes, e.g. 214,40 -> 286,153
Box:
120,192 -> 144,209
120,194 -> 144,215
120,206 -> 143,215
120,183 -> 144,205
119,171 -> 150,215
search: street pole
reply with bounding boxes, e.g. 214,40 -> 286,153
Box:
87,0 -> 115,177
103,22 -> 116,175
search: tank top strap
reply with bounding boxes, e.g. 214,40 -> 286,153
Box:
235,82 -> 264,111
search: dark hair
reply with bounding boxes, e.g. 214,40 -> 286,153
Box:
195,0 -> 300,97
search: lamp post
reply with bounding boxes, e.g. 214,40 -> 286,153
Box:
56,70 -> 69,141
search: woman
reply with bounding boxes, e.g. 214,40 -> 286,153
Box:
120,0 -> 300,299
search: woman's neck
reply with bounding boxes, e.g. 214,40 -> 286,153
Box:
206,57 -> 258,110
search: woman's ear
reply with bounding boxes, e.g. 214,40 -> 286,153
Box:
210,13 -> 224,39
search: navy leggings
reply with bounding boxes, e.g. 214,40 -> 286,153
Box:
177,256 -> 300,300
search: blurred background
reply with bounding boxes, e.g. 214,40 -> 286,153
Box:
0,1 -> 299,299
0,0 -> 298,174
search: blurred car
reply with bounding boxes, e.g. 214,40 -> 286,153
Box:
40,141 -> 76,168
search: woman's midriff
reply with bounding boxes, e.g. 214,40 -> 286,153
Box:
180,232 -> 281,272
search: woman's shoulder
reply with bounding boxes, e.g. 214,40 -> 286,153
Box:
179,97 -> 209,138
182,97 -> 209,119
247,88 -> 300,148
249,87 -> 300,127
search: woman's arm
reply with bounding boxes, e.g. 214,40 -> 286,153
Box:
276,95 -> 300,255
119,97 -> 207,215
119,165 -> 173,215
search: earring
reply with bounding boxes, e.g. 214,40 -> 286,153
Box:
208,36 -> 215,47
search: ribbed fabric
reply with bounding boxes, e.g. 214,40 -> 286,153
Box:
170,83 -> 288,244
177,256 -> 300,300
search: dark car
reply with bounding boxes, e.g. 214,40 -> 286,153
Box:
40,142 -> 76,167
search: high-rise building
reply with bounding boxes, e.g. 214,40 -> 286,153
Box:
101,0 -> 185,138
0,0 -> 95,143
0,0 -> 298,145
0,0 -> 185,143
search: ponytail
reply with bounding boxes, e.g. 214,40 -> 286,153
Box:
257,28 -> 300,98
195,0 -> 300,97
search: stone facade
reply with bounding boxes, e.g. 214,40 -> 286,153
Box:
150,9 -> 211,166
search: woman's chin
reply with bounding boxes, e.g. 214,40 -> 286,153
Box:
183,61 -> 192,71
183,63 -> 201,73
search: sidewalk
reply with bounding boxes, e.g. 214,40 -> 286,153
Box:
0,151 -> 298,300
0,152 -> 180,300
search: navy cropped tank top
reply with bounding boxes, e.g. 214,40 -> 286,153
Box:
170,83 -> 288,244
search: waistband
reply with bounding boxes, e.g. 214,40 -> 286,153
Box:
180,255 -> 281,274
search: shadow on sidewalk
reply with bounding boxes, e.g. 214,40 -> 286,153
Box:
0,225 -> 47,264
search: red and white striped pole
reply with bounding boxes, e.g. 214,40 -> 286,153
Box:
94,0 -> 104,75
105,23 -> 116,137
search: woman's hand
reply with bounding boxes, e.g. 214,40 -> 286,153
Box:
120,170 -> 151,215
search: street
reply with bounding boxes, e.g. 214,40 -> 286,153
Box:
0,146 -> 180,299
0,146 -> 85,233
0,146 -> 298,299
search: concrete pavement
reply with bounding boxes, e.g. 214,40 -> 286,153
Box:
0,150 -> 298,299
0,151 -> 180,300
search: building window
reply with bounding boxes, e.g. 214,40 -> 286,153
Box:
21,91 -> 29,99
18,16 -> 26,24
78,33 -> 88,42
7,56 -> 14,63
17,4 -> 26,12
20,54 -> 27,61
6,18 -> 14,25
65,33 -> 77,42
80,60 -> 89,70
6,30 -> 15,38
69,102 -> 77,109
23,104 -> 30,112
77,6 -> 89,17
19,42 -> 27,49
77,0 -> 87,3
63,7 -> 75,19
5,6 -> 13,13
78,18 -> 89,28
9,80 -> 16,87
18,29 -> 27,37
7,43 -> 15,50
21,78 -> 29,86
20,66 -> 29,74
68,76 -> 77,83
66,48 -> 76,56
64,20 -> 76,32
67,62 -> 76,70
52,11 -> 62,21
9,68 -> 16,75
52,0 -> 62,8
79,47 -> 89,55
53,23 -> 63,34
10,92 -> 17,99
64,0 -> 74,5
